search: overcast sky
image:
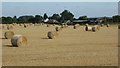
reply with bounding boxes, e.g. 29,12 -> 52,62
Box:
2,2 -> 118,18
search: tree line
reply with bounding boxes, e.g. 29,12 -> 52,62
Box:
1,10 -> 120,24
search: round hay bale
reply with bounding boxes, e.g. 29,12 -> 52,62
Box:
61,25 -> 64,28
92,26 -> 97,32
85,26 -> 92,31
106,24 -> 109,27
55,26 -> 62,31
100,24 -> 104,27
73,24 -> 79,29
11,35 -> 27,47
2,25 -> 5,29
53,24 -> 55,26
10,25 -> 13,29
92,25 -> 100,32
4,31 -> 14,39
0,24 -> 2,29
73,25 -> 76,29
64,24 -> 68,28
19,24 -> 22,26
24,24 -> 27,28
97,25 -> 100,30
47,24 -> 50,27
7,25 -> 10,30
47,31 -> 58,39
85,24 -> 89,26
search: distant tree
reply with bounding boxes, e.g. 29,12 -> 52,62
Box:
13,16 -> 18,23
51,14 -> 61,21
34,15 -> 43,23
112,15 -> 120,23
78,16 -> 87,20
43,13 -> 48,20
60,10 -> 74,21
18,16 -> 34,23
2,16 -> 13,24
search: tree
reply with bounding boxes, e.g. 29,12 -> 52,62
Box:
78,16 -> 87,20
2,16 -> 13,24
51,14 -> 60,21
112,15 -> 120,23
43,13 -> 48,20
18,16 -> 34,23
34,15 -> 43,23
13,16 -> 18,23
60,10 -> 74,21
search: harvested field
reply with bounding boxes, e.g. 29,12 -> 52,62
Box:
1,24 -> 118,66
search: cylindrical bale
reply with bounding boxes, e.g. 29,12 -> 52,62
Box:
2,25 -> 5,29
24,24 -> 27,28
55,27 -> 62,31
97,25 -> 100,30
73,25 -> 76,29
100,24 -> 104,27
61,25 -> 64,28
73,24 -> 79,29
106,24 -> 109,27
53,24 -> 55,26
92,25 -> 99,32
85,26 -> 92,31
0,24 -> 2,29
4,31 -> 14,39
7,25 -> 10,30
10,25 -> 13,29
47,24 -> 50,27
11,35 -> 27,47
19,24 -> 22,26
47,31 -> 58,39
85,24 -> 89,26
92,26 -> 97,32
64,24 -> 68,28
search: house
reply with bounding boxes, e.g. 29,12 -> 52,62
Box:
73,20 -> 89,24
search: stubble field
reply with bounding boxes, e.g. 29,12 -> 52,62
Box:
1,24 -> 118,66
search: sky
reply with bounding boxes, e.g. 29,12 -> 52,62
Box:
2,2 -> 118,18
1,0 -> 120,2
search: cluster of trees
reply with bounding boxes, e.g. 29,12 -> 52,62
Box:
2,10 -> 74,24
1,10 -> 120,24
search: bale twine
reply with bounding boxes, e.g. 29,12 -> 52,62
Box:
106,24 -> 109,27
85,26 -> 92,31
11,35 -> 27,47
4,31 -> 14,39
47,31 -> 58,39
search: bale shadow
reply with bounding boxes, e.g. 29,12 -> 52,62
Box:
3,44 -> 13,47
0,38 -> 6,39
41,37 -> 49,39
